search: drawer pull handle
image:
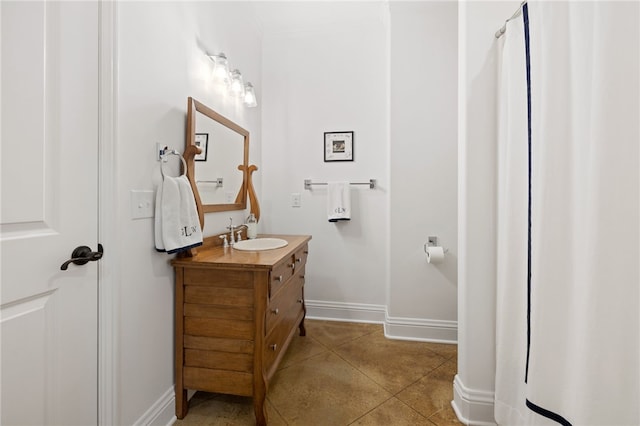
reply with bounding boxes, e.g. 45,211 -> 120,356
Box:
275,275 -> 283,282
270,344 -> 277,351
300,275 -> 305,279
297,299 -> 303,304
296,257 -> 301,263
304,251 -> 309,254
271,308 -> 279,315
288,263 -> 295,269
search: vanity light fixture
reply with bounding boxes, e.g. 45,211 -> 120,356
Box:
228,69 -> 245,98
206,51 -> 256,107
210,52 -> 230,83
243,83 -> 257,107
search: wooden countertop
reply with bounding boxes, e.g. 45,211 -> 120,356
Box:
171,234 -> 311,270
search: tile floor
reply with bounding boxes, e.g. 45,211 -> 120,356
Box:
175,319 -> 462,426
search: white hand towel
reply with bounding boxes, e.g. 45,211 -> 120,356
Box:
154,183 -> 165,251
327,181 -> 351,222
155,175 -> 203,254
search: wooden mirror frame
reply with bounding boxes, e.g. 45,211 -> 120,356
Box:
185,97 -> 249,230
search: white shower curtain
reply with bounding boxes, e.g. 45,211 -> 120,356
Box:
495,2 -> 639,425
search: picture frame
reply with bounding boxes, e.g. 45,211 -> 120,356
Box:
324,131 -> 354,162
194,133 -> 209,161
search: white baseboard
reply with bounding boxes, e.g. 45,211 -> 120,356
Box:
305,300 -> 458,343
133,386 -> 176,426
305,300 -> 387,323
452,375 -> 496,426
384,315 -> 457,343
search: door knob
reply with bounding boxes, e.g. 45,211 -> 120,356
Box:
60,244 -> 104,270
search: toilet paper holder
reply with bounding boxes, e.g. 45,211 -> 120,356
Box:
424,236 -> 449,253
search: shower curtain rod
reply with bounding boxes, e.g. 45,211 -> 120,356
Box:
495,1 -> 527,39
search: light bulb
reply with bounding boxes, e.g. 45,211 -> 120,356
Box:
210,53 -> 229,83
229,69 -> 245,98
243,83 -> 257,107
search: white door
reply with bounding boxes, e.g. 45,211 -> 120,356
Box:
1,2 -> 100,425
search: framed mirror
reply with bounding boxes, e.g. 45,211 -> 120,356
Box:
185,97 -> 249,229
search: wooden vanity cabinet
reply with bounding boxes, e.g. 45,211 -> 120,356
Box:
172,235 -> 311,426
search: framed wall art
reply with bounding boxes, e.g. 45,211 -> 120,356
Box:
324,131 -> 354,162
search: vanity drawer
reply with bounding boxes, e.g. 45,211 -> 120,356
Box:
264,301 -> 304,375
293,244 -> 309,269
269,245 -> 307,298
270,259 -> 295,297
266,271 -> 304,335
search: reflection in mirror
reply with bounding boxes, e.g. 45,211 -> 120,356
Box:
185,97 -> 249,230
194,110 -> 245,205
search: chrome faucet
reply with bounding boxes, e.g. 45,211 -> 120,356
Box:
227,218 -> 235,245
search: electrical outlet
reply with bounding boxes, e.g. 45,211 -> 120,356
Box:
130,190 -> 155,219
291,193 -> 301,207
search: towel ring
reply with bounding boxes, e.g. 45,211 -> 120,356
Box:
160,150 -> 187,178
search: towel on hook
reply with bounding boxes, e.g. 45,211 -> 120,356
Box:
327,181 -> 351,222
154,175 -> 203,254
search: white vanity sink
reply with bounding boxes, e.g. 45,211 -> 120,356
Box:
233,238 -> 288,251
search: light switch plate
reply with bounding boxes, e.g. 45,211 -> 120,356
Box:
130,190 -> 155,219
291,193 -> 301,207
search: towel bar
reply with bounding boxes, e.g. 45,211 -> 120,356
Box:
304,179 -> 376,190
196,178 -> 224,187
